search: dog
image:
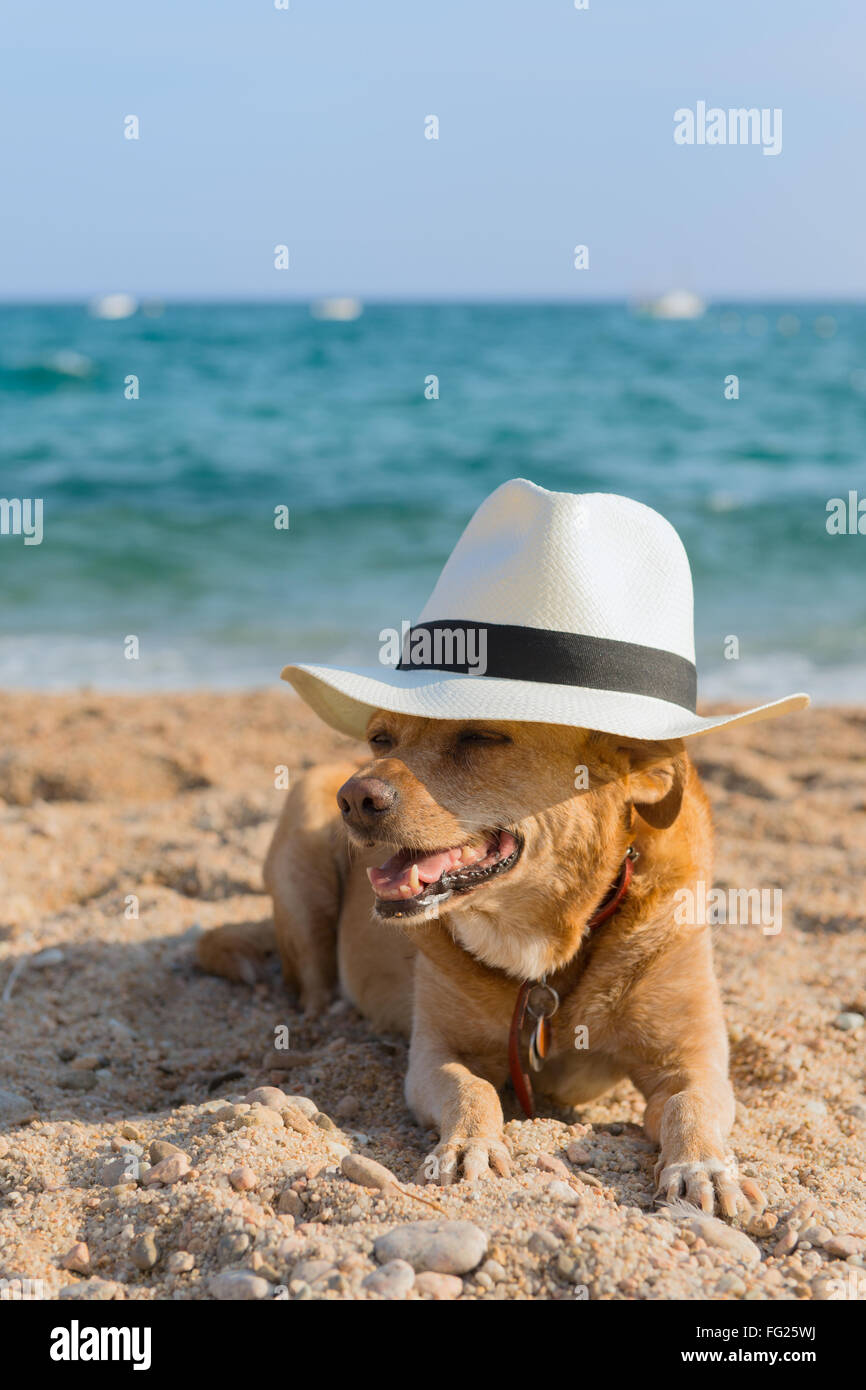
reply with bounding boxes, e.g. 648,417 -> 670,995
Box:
197,711 -> 764,1218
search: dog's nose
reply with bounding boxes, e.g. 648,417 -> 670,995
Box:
337,775 -> 398,828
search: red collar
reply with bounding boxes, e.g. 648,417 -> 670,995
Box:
507,848 -> 636,1120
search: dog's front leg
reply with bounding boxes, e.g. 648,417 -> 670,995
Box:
633,1062 -> 764,1218
407,1017 -> 511,1185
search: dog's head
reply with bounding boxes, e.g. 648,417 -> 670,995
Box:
337,713 -> 687,926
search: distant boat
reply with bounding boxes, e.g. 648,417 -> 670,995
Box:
310,297 -> 363,322
636,290 -> 705,321
89,293 -> 138,320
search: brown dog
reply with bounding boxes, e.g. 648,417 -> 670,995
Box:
197,712 -> 763,1218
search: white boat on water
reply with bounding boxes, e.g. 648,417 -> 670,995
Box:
636,289 -> 706,320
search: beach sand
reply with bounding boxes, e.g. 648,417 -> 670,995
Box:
0,692 -> 864,1301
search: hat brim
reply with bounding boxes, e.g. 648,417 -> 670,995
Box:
281,662 -> 810,743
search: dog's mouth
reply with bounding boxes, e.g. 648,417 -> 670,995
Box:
367,829 -> 522,919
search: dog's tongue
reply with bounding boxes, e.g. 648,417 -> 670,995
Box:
367,846 -> 465,900
366,833 -> 517,901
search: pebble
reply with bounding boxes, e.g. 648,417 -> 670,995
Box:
537,1154 -> 571,1178
415,1271 -> 463,1299
314,1112 -> 338,1131
572,1170 -> 603,1188
800,1224 -> 832,1247
149,1141 -> 186,1164
335,1096 -> 360,1120
277,1188 -> 303,1218
291,1259 -> 334,1285
58,1279 -> 124,1301
282,1105 -> 318,1135
362,1259 -> 416,1299
141,1153 -> 190,1186
546,1180 -> 582,1205
834,1012 -> 865,1032
239,1105 -> 283,1131
120,1122 -> 145,1141
131,1232 -> 158,1270
167,1251 -> 195,1273
60,1242 -> 90,1273
243,1086 -> 291,1110
30,947 -> 65,967
99,1156 -> 141,1187
0,1087 -> 37,1127
824,1235 -> 865,1258
218,1232 -> 251,1263
229,1165 -> 258,1192
341,1153 -> 400,1192
528,1230 -> 560,1255
773,1223 -> 799,1256
374,1220 -> 488,1275
665,1211 -> 761,1265
210,1270 -> 271,1301
565,1141 -> 593,1164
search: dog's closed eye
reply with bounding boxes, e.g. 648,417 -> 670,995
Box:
456,730 -> 511,746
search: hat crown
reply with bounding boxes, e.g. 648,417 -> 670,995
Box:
418,479 -> 696,664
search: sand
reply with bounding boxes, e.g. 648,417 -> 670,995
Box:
0,692 -> 864,1301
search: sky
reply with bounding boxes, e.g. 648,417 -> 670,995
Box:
2,0 -> 865,301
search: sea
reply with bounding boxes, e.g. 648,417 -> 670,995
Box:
1,301 -> 863,703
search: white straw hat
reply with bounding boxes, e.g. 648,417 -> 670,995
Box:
282,478 -> 809,741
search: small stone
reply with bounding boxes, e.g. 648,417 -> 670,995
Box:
60,1242 -> 90,1274
528,1230 -> 560,1255
281,1105 -> 318,1135
362,1259 -> 415,1299
229,1165 -> 258,1192
149,1141 -> 186,1164
0,1088 -> 37,1127
239,1105 -> 283,1131
824,1235 -> 865,1258
314,1112 -> 337,1131
283,1095 -> 318,1118
291,1259 -> 334,1285
141,1153 -> 191,1186
537,1154 -> 571,1178
565,1141 -> 593,1164
277,1188 -> 303,1218
341,1153 -> 399,1192
167,1251 -> 195,1273
717,1272 -> 747,1295
243,1086 -> 290,1110
99,1156 -> 140,1187
805,1099 -> 828,1117
58,1278 -> 124,1301
415,1271 -> 463,1299
60,1072 -> 98,1092
218,1232 -> 251,1263
210,1269 -> 270,1301
480,1259 -> 507,1282
120,1122 -> 145,1141
833,1012 -> 865,1032
335,1097 -> 359,1120
546,1180 -> 582,1205
374,1220 -> 488,1275
131,1232 -> 158,1271
800,1224 -> 833,1247
668,1212 -> 761,1265
572,1169 -> 602,1187
846,1103 -> 866,1122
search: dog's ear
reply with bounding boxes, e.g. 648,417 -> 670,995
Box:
624,742 -> 688,829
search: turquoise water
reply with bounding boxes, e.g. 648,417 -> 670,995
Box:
0,302 -> 863,700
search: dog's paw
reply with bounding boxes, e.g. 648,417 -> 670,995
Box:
419,1135 -> 511,1186
654,1155 -> 765,1219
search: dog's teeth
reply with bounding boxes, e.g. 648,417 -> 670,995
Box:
408,864 -> 420,891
